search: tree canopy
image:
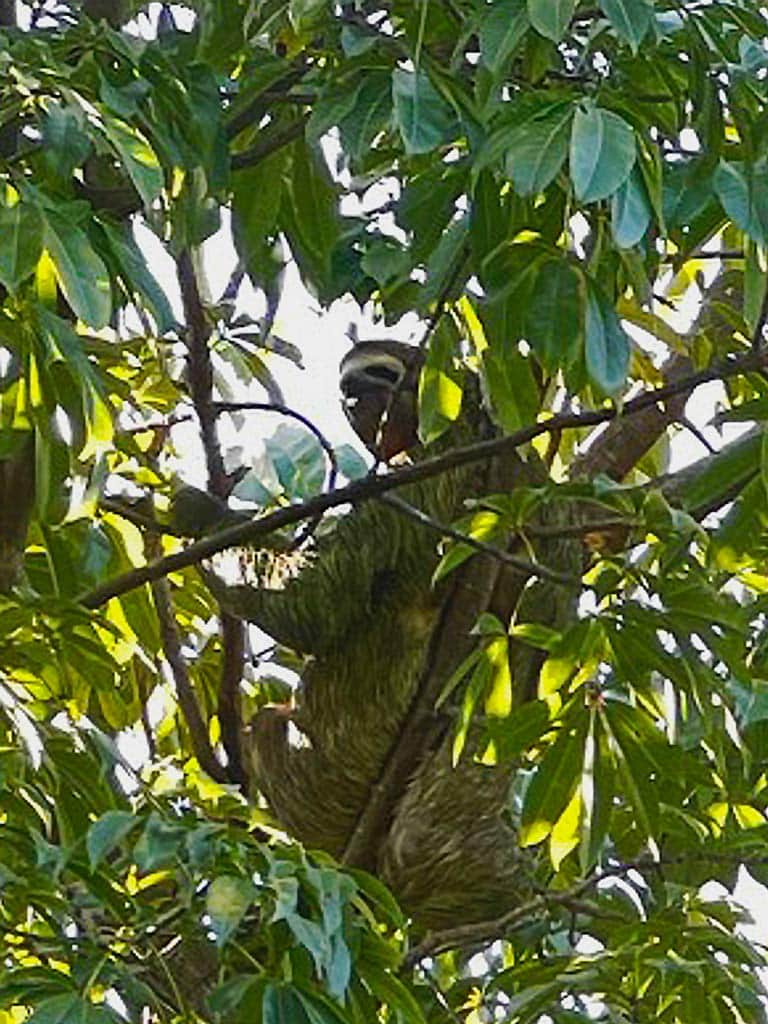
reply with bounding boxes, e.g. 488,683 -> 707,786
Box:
2,1 -> 768,1022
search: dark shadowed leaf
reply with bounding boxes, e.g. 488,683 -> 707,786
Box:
87,809 -> 137,868
479,0 -> 530,74
524,259 -> 582,371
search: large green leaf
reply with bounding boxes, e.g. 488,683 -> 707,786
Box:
520,712 -> 589,846
610,167 -> 652,247
527,0 -> 577,42
524,258 -> 582,371
103,117 -> 164,207
570,105 -> 636,202
392,68 -> 458,155
714,160 -> 768,247
479,0 -> 530,74
482,342 -> 540,432
505,102 -> 573,196
207,875 -> 257,946
599,0 -> 652,52
86,809 -> 137,868
0,201 -> 44,293
584,280 -> 630,393
43,212 -> 112,329
101,222 -> 176,334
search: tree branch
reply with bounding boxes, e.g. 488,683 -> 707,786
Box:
382,494 -> 578,586
146,535 -> 227,783
178,250 -> 247,789
178,250 -> 227,495
78,349 -> 768,610
231,117 -> 308,171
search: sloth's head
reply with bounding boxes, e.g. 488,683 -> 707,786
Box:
339,340 -> 423,461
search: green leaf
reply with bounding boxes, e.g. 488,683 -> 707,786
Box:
103,118 -> 164,207
101,222 -> 176,334
524,259 -> 582,371
579,710 -> 614,871
263,984 -> 313,1024
482,343 -> 539,432
392,69 -> 458,155
40,103 -> 91,179
25,994 -> 117,1024
133,812 -> 185,872
479,0 -> 530,74
364,967 -> 428,1024
505,103 -> 573,196
0,201 -> 44,293
418,320 -> 464,443
490,698 -> 550,760
207,875 -> 256,946
610,167 -> 652,247
282,140 -> 341,293
338,73 -> 393,161
714,160 -> 768,247
601,701 -> 660,840
599,0 -> 652,52
520,713 -> 588,846
43,212 -> 112,329
570,105 -> 636,203
289,0 -> 327,31
584,280 -> 630,393
527,0 -> 577,42
87,809 -> 136,869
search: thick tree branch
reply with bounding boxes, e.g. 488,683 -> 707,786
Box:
78,350 -> 768,609
218,612 -> 246,786
178,250 -> 227,495
178,251 -> 247,788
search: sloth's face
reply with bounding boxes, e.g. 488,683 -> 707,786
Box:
339,342 -> 422,461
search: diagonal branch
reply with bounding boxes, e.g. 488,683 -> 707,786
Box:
382,494 -> 578,586
78,349 -> 768,609
146,535 -> 228,783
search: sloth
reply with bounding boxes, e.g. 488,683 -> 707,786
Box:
339,340 -> 423,461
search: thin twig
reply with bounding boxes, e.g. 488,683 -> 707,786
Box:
678,415 -> 717,454
78,349 -> 768,609
213,401 -> 338,493
382,494 -> 578,586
